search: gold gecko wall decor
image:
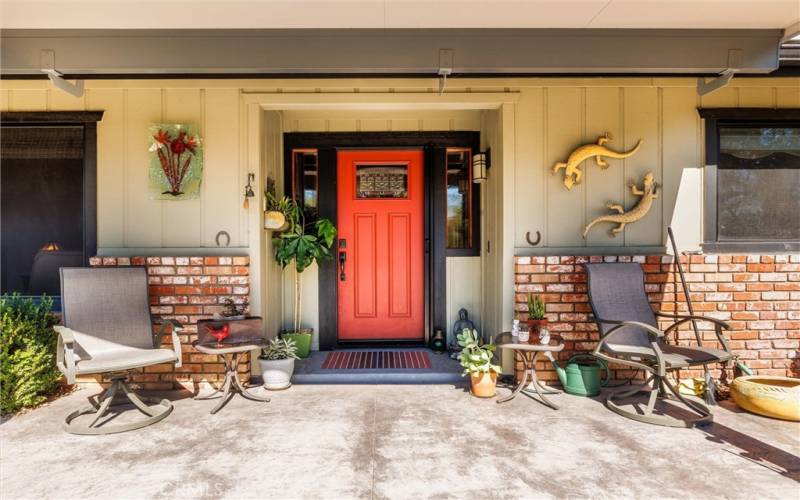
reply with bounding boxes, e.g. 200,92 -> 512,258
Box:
552,134 -> 643,190
582,172 -> 658,238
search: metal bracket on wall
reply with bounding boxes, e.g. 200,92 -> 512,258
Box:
697,49 -> 742,97
525,231 -> 542,246
40,50 -> 84,97
438,49 -> 453,95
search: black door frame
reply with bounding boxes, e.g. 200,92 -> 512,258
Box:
283,131 -> 480,350
0,111 -> 104,267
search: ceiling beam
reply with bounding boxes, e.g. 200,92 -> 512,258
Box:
0,29 -> 782,77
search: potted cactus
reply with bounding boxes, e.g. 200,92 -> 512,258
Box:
457,328 -> 502,398
527,293 -> 548,342
258,338 -> 299,390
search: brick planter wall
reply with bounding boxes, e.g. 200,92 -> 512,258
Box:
87,256 -> 251,391
514,254 -> 800,384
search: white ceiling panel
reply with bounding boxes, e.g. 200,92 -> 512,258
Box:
1,0 -> 798,30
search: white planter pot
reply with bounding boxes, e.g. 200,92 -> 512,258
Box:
258,357 -> 295,390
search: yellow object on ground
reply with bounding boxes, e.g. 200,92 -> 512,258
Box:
678,378 -> 706,397
730,376 -> 800,422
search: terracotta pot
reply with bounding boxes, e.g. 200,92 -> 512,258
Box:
528,319 -> 549,343
469,371 -> 498,398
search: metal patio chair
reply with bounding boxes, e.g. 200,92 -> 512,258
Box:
586,262 -> 733,427
55,267 -> 183,435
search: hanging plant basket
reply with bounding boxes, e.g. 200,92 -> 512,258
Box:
264,210 -> 289,231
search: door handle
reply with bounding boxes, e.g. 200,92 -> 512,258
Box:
339,251 -> 347,281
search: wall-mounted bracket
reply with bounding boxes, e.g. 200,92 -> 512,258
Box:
697,49 -> 742,97
438,48 -> 454,95
40,50 -> 84,97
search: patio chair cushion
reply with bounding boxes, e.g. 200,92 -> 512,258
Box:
74,346 -> 177,374
604,343 -> 731,368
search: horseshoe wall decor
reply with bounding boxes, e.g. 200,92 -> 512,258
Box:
525,231 -> 542,246
215,230 -> 231,247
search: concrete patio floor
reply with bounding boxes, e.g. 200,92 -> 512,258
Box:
1,383 -> 798,500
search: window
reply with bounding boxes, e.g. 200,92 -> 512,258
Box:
356,164 -> 408,199
446,148 -> 477,254
291,149 -> 318,223
699,109 -> 800,252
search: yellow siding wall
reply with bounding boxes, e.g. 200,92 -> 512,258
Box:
0,83 -> 247,252
2,77 -> 798,345
513,81 -> 800,252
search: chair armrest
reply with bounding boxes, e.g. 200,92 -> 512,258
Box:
53,326 -> 78,384
657,313 -> 732,353
593,318 -> 667,375
595,317 -> 665,341
153,317 -> 184,368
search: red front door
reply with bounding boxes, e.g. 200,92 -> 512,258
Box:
337,150 -> 425,341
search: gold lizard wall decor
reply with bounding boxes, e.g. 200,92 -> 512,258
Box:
552,134 -> 643,190
582,172 -> 658,239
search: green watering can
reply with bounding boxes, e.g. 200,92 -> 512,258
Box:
551,354 -> 609,397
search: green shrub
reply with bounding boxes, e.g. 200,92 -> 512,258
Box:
1,294 -> 61,414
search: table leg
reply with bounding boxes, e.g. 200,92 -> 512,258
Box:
497,351 -> 530,404
231,353 -> 270,402
520,351 -> 560,410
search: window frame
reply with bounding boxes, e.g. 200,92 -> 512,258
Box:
698,108 -> 800,253
444,147 -> 479,256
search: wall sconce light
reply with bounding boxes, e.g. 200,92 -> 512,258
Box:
472,149 -> 490,184
243,173 -> 255,209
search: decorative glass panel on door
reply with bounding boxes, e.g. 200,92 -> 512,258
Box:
356,164 -> 408,199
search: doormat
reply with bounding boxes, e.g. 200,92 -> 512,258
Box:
321,351 -> 432,370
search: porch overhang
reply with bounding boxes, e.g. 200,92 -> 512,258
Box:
0,28 -> 782,77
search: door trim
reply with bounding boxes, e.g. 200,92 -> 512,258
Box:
284,131 -> 480,350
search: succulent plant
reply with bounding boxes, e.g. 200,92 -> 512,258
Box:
527,293 -> 546,320
456,328 -> 502,376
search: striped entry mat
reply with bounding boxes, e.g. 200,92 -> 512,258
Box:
321,350 -> 432,370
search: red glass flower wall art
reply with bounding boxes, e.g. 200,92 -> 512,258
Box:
148,124 -> 203,200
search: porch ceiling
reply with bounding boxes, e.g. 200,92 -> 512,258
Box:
2,1 -> 799,30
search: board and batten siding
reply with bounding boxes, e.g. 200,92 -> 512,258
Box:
0,85 -> 247,252
514,82 -> 800,253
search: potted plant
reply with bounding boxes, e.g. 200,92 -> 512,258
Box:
272,197 -> 336,358
213,298 -> 248,320
258,338 -> 299,390
457,328 -> 502,398
527,293 -> 548,342
264,190 -> 294,231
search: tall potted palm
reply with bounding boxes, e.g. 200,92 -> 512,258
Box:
271,195 -> 336,358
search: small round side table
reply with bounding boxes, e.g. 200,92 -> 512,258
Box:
192,340 -> 270,414
496,334 -> 564,410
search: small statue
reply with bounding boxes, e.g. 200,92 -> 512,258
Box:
582,172 -> 659,238
450,308 -> 476,359
552,134 -> 643,190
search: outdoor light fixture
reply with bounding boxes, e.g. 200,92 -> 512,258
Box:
243,173 -> 255,209
472,150 -> 490,184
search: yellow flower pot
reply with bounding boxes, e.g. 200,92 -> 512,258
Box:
730,376 -> 800,422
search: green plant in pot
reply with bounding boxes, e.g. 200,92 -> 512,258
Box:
264,189 -> 296,231
272,196 -> 336,358
457,328 -> 502,398
258,338 -> 299,390
527,293 -> 548,343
